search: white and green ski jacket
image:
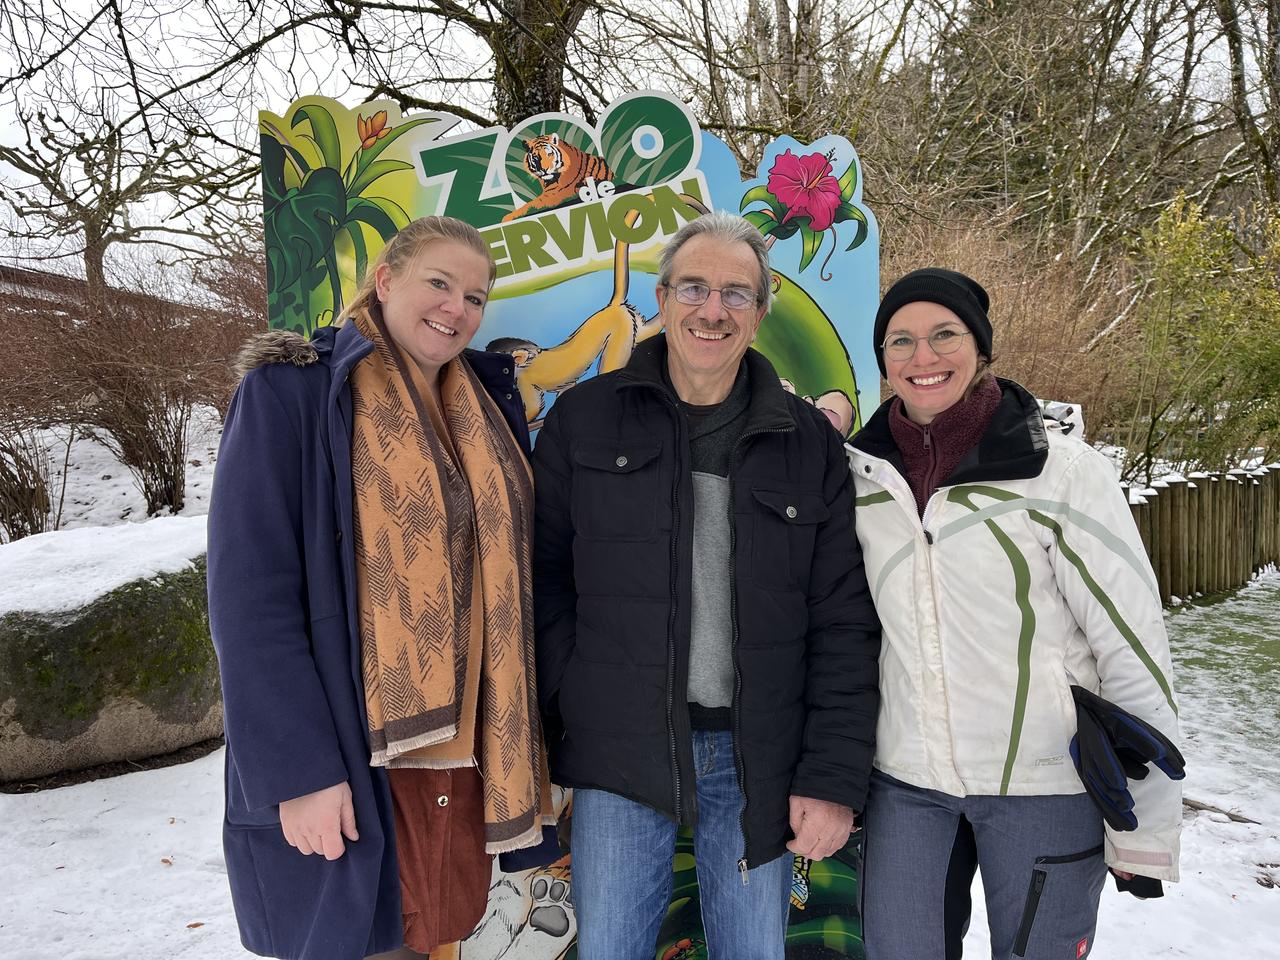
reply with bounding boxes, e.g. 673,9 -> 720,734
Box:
847,379 -> 1181,881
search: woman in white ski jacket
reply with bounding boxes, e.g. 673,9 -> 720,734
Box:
848,268 -> 1181,960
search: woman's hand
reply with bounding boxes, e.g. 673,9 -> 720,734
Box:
279,781 -> 359,860
1111,869 -> 1135,881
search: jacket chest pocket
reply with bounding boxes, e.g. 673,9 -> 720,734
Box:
751,487 -> 829,588
572,441 -> 663,541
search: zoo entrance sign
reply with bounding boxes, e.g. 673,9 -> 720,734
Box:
260,91 -> 878,954
262,90 -> 881,436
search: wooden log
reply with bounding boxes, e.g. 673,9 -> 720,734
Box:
1124,483 -> 1141,546
1269,466 -> 1279,566
1266,466 -> 1277,566
1182,797 -> 1261,824
1270,466 -> 1280,566
1258,467 -> 1270,569
1219,472 -> 1230,592
1167,478 -> 1188,602
1152,479 -> 1171,603
1185,477 -> 1201,599
1246,478 -> 1256,581
1230,470 -> 1249,589
1212,474 -> 1228,594
1135,491 -> 1153,560
1194,473 -> 1213,596
1265,465 -> 1279,567
1254,471 -> 1264,576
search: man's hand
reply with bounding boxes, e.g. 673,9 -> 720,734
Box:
279,781 -> 359,860
786,795 -> 855,861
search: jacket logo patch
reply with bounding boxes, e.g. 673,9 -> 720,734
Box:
1076,936 -> 1089,957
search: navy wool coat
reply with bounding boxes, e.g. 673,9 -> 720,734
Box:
207,321 -> 532,960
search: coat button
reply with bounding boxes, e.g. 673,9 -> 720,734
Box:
505,393 -> 513,400
615,455 -> 628,467
863,465 -> 871,474
502,366 -> 510,375
785,505 -> 798,519
437,795 -> 449,807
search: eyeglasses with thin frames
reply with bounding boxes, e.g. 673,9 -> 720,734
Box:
663,281 -> 761,311
881,328 -> 972,362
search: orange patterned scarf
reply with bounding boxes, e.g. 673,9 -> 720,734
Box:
349,305 -> 554,853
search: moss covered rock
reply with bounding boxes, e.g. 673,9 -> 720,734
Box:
0,556 -> 221,782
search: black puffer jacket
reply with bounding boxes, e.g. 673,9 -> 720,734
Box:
532,336 -> 881,867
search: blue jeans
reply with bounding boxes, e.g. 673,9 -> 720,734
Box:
862,771 -> 1107,960
571,729 -> 791,960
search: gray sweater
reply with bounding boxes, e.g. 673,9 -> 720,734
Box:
672,365 -> 750,729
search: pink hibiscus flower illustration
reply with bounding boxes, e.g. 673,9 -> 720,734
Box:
767,149 -> 843,233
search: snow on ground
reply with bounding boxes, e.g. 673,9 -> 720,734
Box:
1,422 -> 1276,958
1,577 -> 1277,959
27,406 -> 221,531
0,514 -> 208,616
0,750 -> 244,960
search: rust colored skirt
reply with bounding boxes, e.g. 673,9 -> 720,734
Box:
387,767 -> 493,954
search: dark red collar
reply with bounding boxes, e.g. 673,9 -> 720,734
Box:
888,375 -> 1002,515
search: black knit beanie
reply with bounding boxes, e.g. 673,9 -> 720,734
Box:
873,268 -> 993,377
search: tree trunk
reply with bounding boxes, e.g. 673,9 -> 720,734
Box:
489,0 -> 589,127
1216,0 -> 1280,203
83,229 -> 108,305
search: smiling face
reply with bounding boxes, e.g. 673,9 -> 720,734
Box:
375,240 -> 491,382
656,234 -> 767,404
883,300 -> 980,425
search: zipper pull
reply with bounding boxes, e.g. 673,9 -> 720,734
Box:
738,858 -> 750,886
923,426 -> 932,450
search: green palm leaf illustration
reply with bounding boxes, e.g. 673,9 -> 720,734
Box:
291,104 -> 342,170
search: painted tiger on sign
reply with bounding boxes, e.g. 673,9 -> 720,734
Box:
502,133 -> 615,222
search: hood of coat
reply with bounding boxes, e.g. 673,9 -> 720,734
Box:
232,328 -> 320,379
232,321 -> 520,393
850,376 -> 1049,485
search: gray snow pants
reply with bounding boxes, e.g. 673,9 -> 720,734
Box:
862,771 -> 1107,960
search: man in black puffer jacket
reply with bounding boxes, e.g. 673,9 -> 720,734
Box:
532,212 -> 881,960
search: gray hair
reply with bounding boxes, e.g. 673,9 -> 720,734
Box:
657,211 -> 774,312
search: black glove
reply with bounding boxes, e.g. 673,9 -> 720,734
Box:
1112,870 -> 1164,899
1069,685 -> 1185,832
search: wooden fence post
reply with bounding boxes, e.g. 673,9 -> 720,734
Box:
1185,476 -> 1200,600
1250,469 -> 1265,576
1134,488 -> 1153,560
1266,466 -> 1277,567
1151,479 -> 1171,603
1269,465 -> 1280,567
1212,473 -> 1228,594
1229,470 -> 1247,589
1120,463 -> 1280,604
1166,478 -> 1188,601
1259,465 -> 1277,570
1194,473 -> 1213,596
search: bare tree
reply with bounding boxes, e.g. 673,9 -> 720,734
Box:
1214,0 -> 1280,205
0,101 -> 254,297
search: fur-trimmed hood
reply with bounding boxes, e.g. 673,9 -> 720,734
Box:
229,321 -> 529,453
233,329 -> 321,380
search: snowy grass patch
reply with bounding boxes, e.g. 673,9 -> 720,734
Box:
0,515 -> 207,616
24,406 -> 221,531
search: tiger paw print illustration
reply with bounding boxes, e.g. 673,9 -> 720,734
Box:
527,870 -> 573,938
